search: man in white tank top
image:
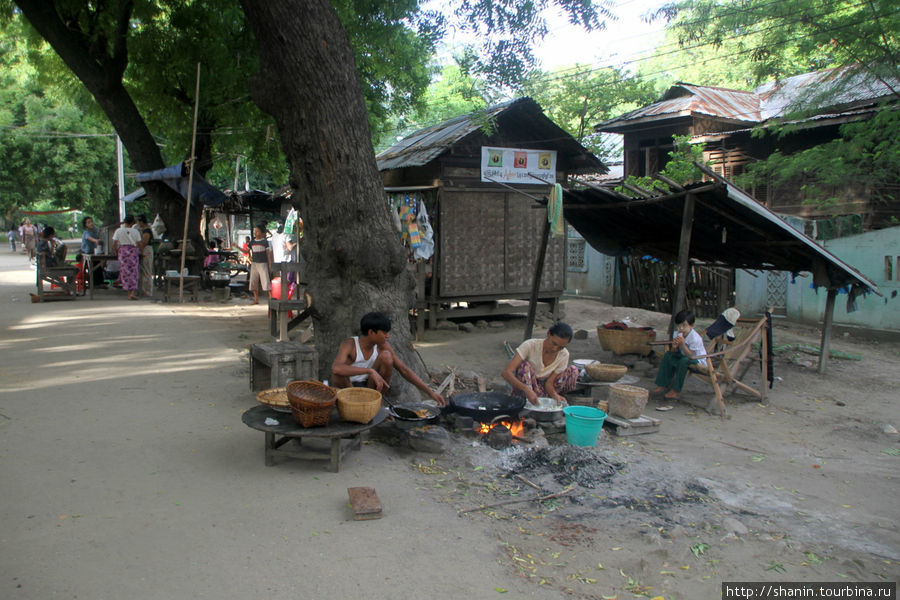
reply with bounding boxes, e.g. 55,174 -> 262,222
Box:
331,312 -> 446,406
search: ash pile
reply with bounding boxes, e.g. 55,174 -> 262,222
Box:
504,446 -> 623,489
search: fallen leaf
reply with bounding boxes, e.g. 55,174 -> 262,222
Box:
494,588 -> 507,593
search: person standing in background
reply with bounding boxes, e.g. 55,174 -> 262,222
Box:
248,225 -> 272,305
7,227 -> 16,252
20,218 -> 38,262
112,215 -> 142,301
135,214 -> 154,298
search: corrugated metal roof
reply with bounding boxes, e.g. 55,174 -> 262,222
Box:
598,66 -> 897,132
376,101 -> 515,171
563,167 -> 879,294
376,97 -> 606,174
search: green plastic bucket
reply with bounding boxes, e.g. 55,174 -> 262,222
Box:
563,405 -> 607,447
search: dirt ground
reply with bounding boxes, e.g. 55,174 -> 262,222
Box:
1,248 -> 898,599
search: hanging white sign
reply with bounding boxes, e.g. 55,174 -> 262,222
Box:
480,147 -> 557,185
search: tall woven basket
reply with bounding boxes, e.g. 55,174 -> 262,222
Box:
596,327 -> 656,356
287,380 -> 336,428
336,387 -> 382,424
607,384 -> 649,419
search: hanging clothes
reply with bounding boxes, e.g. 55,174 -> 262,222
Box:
413,201 -> 435,260
548,183 -> 564,238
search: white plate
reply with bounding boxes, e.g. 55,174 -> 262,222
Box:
572,359 -> 597,367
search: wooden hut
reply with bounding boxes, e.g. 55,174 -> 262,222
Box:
376,98 -> 606,334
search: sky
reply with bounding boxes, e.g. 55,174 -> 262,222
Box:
533,0 -> 668,71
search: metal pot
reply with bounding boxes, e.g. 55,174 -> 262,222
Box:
448,392 -> 526,422
520,397 -> 565,422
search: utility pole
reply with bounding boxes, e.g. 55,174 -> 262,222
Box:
116,135 -> 126,221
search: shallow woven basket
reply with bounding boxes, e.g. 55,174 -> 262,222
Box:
256,387 -> 290,411
608,384 -> 649,419
596,327 -> 655,356
287,380 -> 336,428
585,362 -> 628,382
336,387 -> 382,424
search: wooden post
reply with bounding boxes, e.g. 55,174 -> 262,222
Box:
415,260 -> 426,340
178,62 -> 202,303
818,288 -> 838,374
524,216 -> 552,341
669,193 -> 696,338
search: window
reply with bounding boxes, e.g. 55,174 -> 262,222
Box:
886,256 -> 894,281
567,238 -> 588,272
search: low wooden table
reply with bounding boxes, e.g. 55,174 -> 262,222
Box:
241,405 -> 388,472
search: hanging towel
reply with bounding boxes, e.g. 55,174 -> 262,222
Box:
548,183 -> 564,238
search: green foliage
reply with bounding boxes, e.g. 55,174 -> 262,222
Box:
637,22 -> 767,91
0,20 -> 116,223
655,0 -> 900,96
373,63 -> 491,152
617,134 -> 708,193
448,0 -> 613,87
736,106 -> 900,208
522,64 -> 658,160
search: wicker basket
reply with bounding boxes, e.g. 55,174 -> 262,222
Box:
336,387 -> 382,424
287,380 -> 336,428
256,387 -> 291,412
607,384 -> 649,419
597,400 -> 609,414
585,362 -> 628,382
596,327 -> 656,356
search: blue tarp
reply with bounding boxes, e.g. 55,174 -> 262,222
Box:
135,163 -> 227,208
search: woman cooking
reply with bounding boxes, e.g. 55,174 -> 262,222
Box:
502,322 -> 579,406
112,215 -> 142,300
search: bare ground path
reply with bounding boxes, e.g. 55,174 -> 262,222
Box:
0,250 -> 557,600
2,245 -> 898,599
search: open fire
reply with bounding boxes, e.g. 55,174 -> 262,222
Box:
476,419 -> 525,438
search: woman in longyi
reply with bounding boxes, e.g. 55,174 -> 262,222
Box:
501,322 -> 579,407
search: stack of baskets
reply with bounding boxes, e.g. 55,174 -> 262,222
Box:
607,384 -> 649,419
287,380 -> 336,427
585,362 -> 628,382
336,387 -> 382,424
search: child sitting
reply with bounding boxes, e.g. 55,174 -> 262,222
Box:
652,310 -> 708,400
331,311 -> 445,406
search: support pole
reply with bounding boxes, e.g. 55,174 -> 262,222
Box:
179,62 -> 202,303
524,215 -> 552,341
669,193 -> 696,338
818,288 -> 838,374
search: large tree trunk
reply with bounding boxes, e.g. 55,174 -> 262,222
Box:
241,0 -> 429,400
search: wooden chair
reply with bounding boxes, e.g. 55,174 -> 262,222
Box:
268,262 -> 313,341
35,251 -> 79,301
689,314 -> 771,417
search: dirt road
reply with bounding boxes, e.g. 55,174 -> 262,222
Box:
2,247 -> 897,599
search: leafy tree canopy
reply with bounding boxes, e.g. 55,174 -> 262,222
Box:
522,64 -> 658,160
0,19 -> 117,226
654,0 -> 899,100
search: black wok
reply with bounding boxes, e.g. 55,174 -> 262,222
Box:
448,392 -> 526,421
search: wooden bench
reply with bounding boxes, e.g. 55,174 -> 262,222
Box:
35,252 -> 79,301
268,262 -> 312,341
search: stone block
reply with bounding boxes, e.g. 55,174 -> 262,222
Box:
408,425 -> 451,454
